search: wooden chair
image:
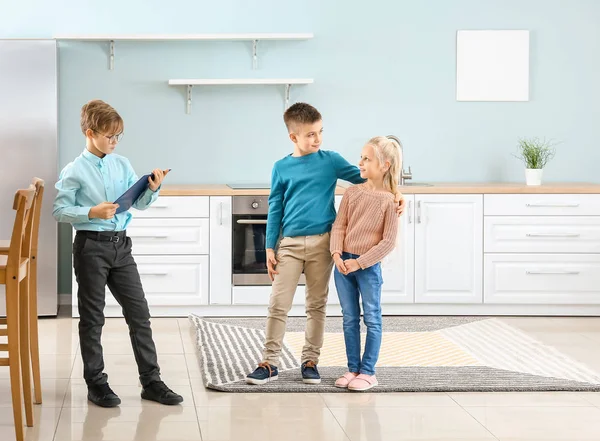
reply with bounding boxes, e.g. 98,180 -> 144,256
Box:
0,186 -> 36,441
0,178 -> 43,405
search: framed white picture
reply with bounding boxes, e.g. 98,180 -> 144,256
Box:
456,30 -> 530,102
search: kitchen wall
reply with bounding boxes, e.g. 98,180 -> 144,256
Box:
2,0 -> 600,295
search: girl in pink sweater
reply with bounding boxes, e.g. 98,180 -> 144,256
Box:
330,136 -> 401,391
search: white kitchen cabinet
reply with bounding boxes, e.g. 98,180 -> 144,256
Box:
485,216 -> 600,254
130,196 -> 209,218
484,254 -> 600,304
101,255 -> 209,307
209,196 -> 233,305
380,195 -> 415,304
127,218 -> 209,255
414,195 -> 483,303
484,194 -> 600,216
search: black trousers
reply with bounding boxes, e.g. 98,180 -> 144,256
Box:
73,230 -> 161,387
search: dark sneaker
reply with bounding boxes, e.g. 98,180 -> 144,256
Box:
141,381 -> 184,405
301,361 -> 321,384
88,383 -> 121,408
245,362 -> 279,385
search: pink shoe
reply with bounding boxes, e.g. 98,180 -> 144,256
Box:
348,374 -> 378,391
335,372 -> 359,388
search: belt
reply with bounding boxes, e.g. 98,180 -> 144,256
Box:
77,230 -> 127,243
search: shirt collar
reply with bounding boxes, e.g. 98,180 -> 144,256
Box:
82,148 -> 107,167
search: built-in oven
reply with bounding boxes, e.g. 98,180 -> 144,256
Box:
232,195 -> 306,286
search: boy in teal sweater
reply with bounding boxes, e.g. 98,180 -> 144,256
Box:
246,103 -> 404,385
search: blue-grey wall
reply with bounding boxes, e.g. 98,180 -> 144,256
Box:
3,0 -> 600,294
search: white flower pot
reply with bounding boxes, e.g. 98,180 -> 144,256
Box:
525,168 -> 543,186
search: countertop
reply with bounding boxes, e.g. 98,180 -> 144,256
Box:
160,182 -> 600,196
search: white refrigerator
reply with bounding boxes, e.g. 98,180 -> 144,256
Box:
0,39 -> 58,316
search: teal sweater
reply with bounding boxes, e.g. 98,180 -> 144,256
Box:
266,150 -> 364,249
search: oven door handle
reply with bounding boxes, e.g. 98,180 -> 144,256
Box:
236,219 -> 268,224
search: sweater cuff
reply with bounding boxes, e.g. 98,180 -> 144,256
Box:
356,256 -> 371,269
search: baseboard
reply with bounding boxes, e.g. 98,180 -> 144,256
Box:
58,293 -> 71,306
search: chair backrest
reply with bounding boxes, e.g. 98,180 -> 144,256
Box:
28,178 -> 44,256
7,186 -> 36,276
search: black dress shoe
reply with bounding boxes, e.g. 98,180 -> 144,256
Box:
87,383 -> 121,408
141,381 -> 184,405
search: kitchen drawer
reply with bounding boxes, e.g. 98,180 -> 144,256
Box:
105,255 -> 209,306
131,196 -> 209,218
484,254 -> 600,304
484,194 -> 600,216
232,286 -> 305,306
485,216 -> 600,253
127,218 -> 209,254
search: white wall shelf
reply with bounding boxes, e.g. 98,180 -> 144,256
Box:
54,33 -> 313,70
168,78 -> 314,114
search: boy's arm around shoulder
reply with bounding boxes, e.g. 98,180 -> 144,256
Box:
328,151 -> 365,185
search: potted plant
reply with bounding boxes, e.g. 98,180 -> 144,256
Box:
514,137 -> 557,186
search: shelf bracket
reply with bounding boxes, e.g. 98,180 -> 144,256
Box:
252,39 -> 258,69
109,40 -> 115,70
284,84 -> 292,110
186,85 -> 193,114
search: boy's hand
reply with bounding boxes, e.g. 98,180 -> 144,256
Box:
89,202 -> 119,219
333,253 -> 348,275
394,191 -> 405,216
266,248 -> 279,281
343,259 -> 361,274
149,168 -> 170,192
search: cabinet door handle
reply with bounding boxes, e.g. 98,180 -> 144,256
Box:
139,271 -> 169,276
149,204 -> 169,209
526,203 -> 580,208
526,270 -> 580,275
526,233 -> 580,238
129,234 -> 169,239
408,200 -> 413,223
417,201 -> 422,224
219,202 -> 223,226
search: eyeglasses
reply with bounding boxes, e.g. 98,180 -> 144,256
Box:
92,129 -> 124,143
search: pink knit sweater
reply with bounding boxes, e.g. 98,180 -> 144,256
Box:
330,184 -> 398,269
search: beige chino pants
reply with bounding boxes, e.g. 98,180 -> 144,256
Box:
262,233 -> 334,366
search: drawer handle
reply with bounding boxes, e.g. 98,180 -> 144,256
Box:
149,205 -> 169,209
526,233 -> 581,238
139,272 -> 169,276
129,235 -> 169,239
237,219 -> 267,225
526,270 -> 580,275
526,203 -> 580,208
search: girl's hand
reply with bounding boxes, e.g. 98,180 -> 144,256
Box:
333,253 -> 347,275
343,259 -> 361,274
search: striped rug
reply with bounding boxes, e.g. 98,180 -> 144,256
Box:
189,315 -> 600,393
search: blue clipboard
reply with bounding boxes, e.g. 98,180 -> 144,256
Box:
114,174 -> 152,214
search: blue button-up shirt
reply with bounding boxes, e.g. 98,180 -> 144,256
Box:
53,148 -> 159,231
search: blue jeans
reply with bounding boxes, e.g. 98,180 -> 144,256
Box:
334,252 -> 383,376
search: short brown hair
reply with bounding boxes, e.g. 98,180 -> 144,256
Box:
283,102 -> 322,132
80,100 -> 124,135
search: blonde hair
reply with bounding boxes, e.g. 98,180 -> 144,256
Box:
365,136 -> 402,195
80,100 -> 124,136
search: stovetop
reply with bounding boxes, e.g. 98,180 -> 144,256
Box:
227,183 -> 270,189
